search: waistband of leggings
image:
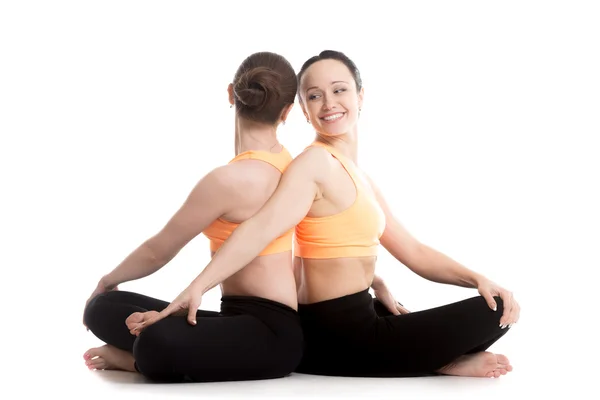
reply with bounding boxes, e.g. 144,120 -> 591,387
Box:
298,288 -> 372,315
220,294 -> 298,317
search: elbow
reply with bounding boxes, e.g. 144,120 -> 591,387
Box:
143,239 -> 176,266
386,237 -> 425,268
402,242 -> 427,266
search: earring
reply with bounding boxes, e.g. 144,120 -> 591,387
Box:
307,118 -> 310,123
230,104 -> 233,108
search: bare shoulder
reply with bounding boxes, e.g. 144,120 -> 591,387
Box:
199,164 -> 238,191
290,146 -> 333,183
185,164 -> 240,209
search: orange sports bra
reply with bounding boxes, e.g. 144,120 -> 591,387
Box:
203,146 -> 294,256
294,142 -> 386,259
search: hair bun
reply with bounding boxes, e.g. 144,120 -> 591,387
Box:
234,67 -> 281,111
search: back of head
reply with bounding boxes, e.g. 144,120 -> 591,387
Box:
232,52 -> 297,125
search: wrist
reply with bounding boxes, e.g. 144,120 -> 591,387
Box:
191,276 -> 211,296
472,273 -> 488,289
371,275 -> 386,291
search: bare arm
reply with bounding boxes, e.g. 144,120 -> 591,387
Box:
367,175 -> 487,288
370,274 -> 387,290
101,167 -> 234,288
293,256 -> 303,292
190,149 -> 326,295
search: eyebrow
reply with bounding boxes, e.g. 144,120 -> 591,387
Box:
306,81 -> 350,91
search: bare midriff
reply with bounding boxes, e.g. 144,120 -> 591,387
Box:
217,251 -> 298,310
296,256 -> 376,304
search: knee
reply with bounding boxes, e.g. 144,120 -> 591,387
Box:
134,322 -> 167,353
133,322 -> 172,369
83,291 -> 128,328
493,296 -> 504,314
472,295 -> 506,329
133,322 -> 184,381
473,294 -> 504,313
83,292 -> 109,330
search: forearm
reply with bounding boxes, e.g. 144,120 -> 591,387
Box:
103,241 -> 170,288
407,244 -> 487,288
191,219 -> 273,294
370,274 -> 387,290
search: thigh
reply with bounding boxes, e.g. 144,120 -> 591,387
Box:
134,313 -> 286,382
87,290 -> 170,312
372,298 -> 393,316
84,291 -> 219,352
372,297 -> 408,317
366,295 -> 509,375
86,290 -> 219,319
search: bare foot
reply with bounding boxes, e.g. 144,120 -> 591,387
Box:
437,351 -> 513,378
83,344 -> 136,372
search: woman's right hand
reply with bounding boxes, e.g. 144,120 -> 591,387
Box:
83,277 -> 118,329
373,283 -> 410,316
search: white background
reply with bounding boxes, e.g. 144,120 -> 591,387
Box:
1,1 -> 598,399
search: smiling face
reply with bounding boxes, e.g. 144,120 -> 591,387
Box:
299,59 -> 364,137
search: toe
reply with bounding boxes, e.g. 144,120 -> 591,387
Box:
83,347 -> 99,360
89,358 -> 106,370
85,347 -> 103,358
495,354 -> 510,365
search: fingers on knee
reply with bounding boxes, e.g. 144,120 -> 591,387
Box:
493,296 -> 505,312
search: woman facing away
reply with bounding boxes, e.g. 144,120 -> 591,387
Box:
134,50 -> 520,379
82,51 -> 307,383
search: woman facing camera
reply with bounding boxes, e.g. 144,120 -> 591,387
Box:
137,50 -> 520,379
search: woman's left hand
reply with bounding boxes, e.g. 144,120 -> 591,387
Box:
130,283 -> 203,335
477,279 -> 520,328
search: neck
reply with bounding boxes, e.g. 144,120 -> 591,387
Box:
234,117 -> 281,155
314,125 -> 359,163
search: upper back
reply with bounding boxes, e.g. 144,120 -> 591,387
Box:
221,146 -> 293,222
203,146 -> 294,255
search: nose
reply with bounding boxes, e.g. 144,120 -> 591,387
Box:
322,94 -> 335,111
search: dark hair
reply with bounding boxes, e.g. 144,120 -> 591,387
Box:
232,52 -> 297,125
296,50 -> 362,100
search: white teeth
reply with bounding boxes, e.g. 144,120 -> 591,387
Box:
323,113 -> 343,121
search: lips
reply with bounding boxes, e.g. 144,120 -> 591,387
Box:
320,112 -> 345,122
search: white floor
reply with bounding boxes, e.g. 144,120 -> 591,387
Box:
6,294 -> 591,400
16,343 -> 582,400
3,1 -> 599,398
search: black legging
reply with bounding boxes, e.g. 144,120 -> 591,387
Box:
83,290 -> 304,382
296,289 -> 510,377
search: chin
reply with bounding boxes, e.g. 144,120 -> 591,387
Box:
318,125 -> 350,137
